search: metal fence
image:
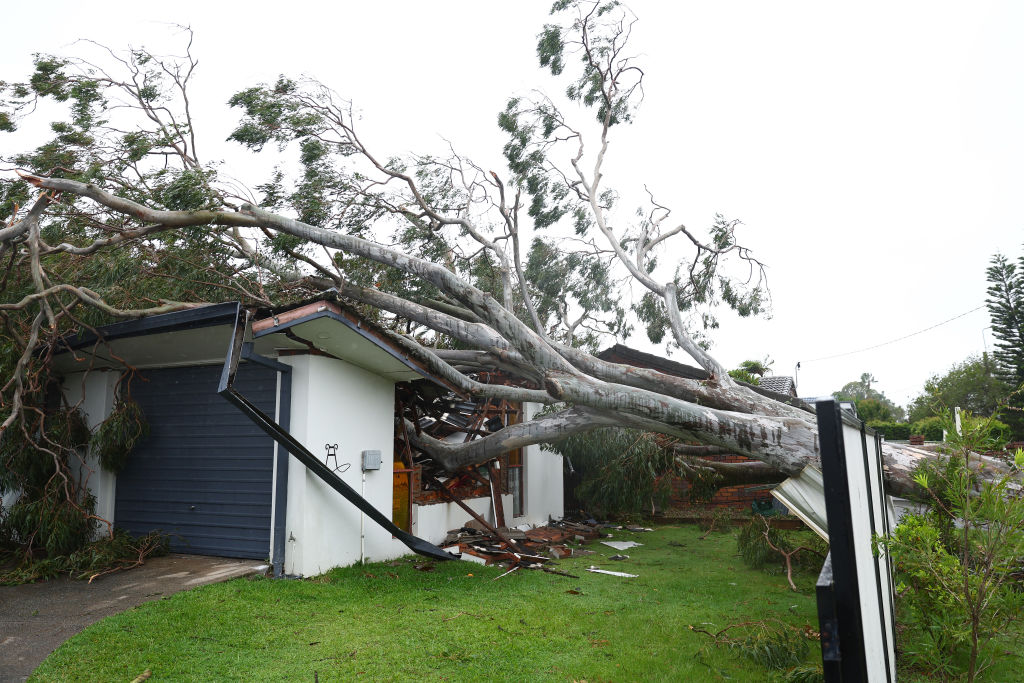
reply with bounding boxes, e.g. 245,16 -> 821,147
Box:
814,399 -> 897,682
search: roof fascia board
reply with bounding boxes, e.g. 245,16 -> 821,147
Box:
54,302 -> 241,353
253,301 -> 460,393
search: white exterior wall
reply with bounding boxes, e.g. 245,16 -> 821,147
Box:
60,370 -> 119,534
413,495 -> 504,545
519,402 -> 564,526
282,355 -> 405,576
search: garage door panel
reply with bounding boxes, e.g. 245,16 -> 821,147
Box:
117,499 -> 272,516
119,510 -> 272,529
114,364 -> 277,559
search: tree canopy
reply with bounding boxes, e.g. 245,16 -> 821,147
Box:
834,372 -> 905,422
984,249 -> 1024,438
906,355 -> 1011,424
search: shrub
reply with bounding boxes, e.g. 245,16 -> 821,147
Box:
867,421 -> 911,440
910,416 -> 944,441
879,411 -> 1024,681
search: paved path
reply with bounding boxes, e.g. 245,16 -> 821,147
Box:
0,554 -> 267,682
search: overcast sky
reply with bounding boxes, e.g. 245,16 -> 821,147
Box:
2,1 -> 1021,408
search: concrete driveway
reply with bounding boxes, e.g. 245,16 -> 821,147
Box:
0,554 -> 267,682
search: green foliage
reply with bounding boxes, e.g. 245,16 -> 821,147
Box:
4,492 -> 97,558
0,408 -> 97,558
152,168 -> 219,212
737,517 -> 826,574
695,619 -> 816,675
880,410 -> 1024,681
985,252 -> 1024,387
697,507 -> 735,534
728,358 -> 774,385
737,358 -> 772,377
730,623 -> 810,671
545,428 -> 685,516
524,237 -> 629,348
854,397 -> 893,422
779,665 -> 825,683
727,368 -> 759,385
90,396 -> 149,474
985,251 -> 1024,439
907,355 -> 1012,423
633,290 -> 670,344
867,420 -> 911,440
910,415 -> 945,442
834,372 -> 905,422
0,529 -> 169,585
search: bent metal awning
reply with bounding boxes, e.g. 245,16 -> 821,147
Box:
218,303 -> 458,563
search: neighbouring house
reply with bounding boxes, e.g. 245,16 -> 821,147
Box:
49,299 -> 563,577
591,344 -> 798,514
757,375 -> 797,397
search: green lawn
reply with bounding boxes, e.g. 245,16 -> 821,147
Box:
31,525 -> 824,682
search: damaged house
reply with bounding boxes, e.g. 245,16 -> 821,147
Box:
49,299 -> 563,577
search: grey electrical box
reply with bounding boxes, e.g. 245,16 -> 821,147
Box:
362,449 -> 382,471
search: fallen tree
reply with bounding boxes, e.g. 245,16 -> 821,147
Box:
0,0 -> 1018,529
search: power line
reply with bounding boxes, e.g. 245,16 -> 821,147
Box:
802,304 -> 987,363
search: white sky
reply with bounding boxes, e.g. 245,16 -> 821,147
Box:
2,1 -> 1021,408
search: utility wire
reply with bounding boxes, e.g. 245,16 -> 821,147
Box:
803,304 -> 987,363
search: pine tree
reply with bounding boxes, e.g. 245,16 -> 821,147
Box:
986,251 -> 1024,439
985,252 -> 1024,386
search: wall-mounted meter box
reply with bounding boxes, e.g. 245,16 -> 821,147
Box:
361,449 -> 382,471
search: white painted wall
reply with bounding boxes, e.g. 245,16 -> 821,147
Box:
520,402 -> 564,526
61,370 -> 119,536
413,495 -> 502,544
282,355 -> 405,576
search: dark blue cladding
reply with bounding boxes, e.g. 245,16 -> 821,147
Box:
114,363 -> 277,559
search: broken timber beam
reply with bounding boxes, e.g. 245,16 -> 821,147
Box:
425,474 -> 525,553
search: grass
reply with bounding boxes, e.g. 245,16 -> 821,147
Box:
31,524 -> 824,682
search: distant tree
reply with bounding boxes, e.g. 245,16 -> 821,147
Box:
856,398 -> 894,423
738,358 -> 773,377
726,357 -> 774,385
835,372 -> 906,422
837,372 -> 878,401
907,355 -> 1011,423
985,252 -> 1024,387
985,251 -> 1024,438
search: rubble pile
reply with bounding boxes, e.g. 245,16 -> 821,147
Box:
440,518 -> 650,578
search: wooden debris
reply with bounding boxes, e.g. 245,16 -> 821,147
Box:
442,517 -> 609,579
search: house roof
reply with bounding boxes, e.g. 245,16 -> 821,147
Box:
251,298 -> 458,390
595,343 -> 710,380
597,343 -> 813,413
50,302 -> 257,373
758,375 -> 797,397
50,298 -> 456,391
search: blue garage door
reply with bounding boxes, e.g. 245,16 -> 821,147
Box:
115,364 -> 278,559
